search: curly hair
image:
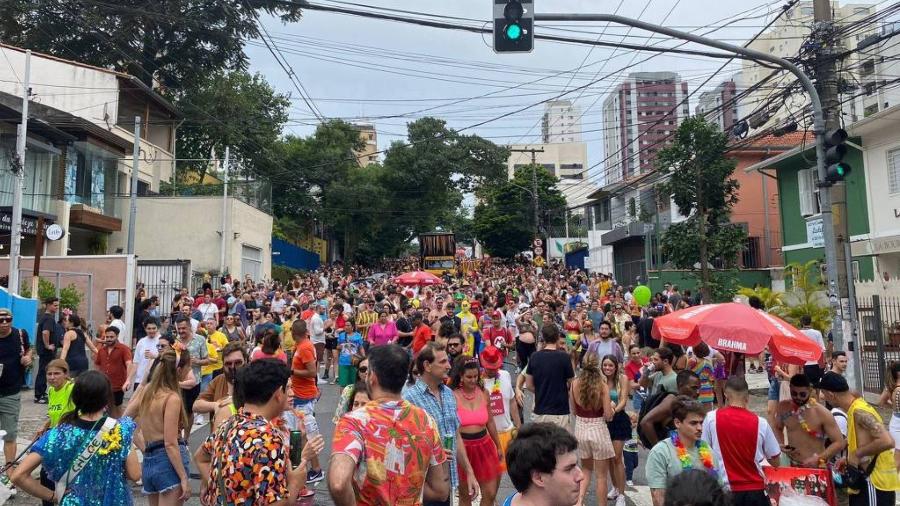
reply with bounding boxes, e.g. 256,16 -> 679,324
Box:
577,352 -> 605,411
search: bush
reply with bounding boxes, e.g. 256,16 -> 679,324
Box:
20,278 -> 83,311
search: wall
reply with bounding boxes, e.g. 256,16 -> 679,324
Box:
0,255 -> 135,342
272,238 -> 320,271
732,152 -> 783,266
648,269 -> 772,294
506,142 -> 588,179
133,196 -> 272,280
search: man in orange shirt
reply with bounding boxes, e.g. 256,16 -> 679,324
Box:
290,319 -> 324,483
411,312 -> 433,355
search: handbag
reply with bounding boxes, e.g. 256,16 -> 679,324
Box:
55,417 -> 118,502
837,453 -> 880,490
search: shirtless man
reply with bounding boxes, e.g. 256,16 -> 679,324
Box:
773,374 -> 845,467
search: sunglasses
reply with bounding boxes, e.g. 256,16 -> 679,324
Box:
0,317 -> 12,323
357,366 -> 368,373
156,344 -> 169,350
224,360 -> 245,368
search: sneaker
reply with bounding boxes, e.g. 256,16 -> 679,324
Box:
194,415 -> 206,426
322,371 -> 329,380
317,377 -> 327,385
607,489 -> 619,500
615,494 -> 626,506
0,473 -> 16,495
626,480 -> 634,487
34,397 -> 47,404
306,469 -> 325,484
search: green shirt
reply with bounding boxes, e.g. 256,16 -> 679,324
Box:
646,438 -> 717,489
47,380 -> 75,427
650,370 -> 678,395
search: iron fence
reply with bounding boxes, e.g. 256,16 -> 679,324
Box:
136,260 -> 190,318
855,295 -> 900,392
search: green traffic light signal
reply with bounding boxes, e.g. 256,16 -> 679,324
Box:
506,23 -> 522,40
835,163 -> 849,177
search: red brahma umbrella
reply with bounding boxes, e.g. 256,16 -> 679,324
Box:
393,271 -> 443,286
651,302 -> 823,365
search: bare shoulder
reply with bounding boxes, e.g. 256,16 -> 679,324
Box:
854,410 -> 885,434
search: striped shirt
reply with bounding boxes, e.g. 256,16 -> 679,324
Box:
403,380 -> 460,488
355,310 -> 378,342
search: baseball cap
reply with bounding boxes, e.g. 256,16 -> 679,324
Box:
818,372 -> 849,392
480,346 -> 504,370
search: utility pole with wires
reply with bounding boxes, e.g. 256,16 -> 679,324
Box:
220,147 -> 230,277
509,146 -> 544,240
126,116 -> 141,255
8,49 -> 31,296
814,0 -> 862,392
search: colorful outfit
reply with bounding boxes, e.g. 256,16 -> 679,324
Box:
331,399 -> 446,506
691,358 -> 716,406
201,410 -> 290,505
456,391 -> 502,483
337,330 -> 363,387
31,416 -> 136,506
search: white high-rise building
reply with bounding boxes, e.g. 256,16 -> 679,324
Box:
542,100 -> 582,143
741,1 -> 878,132
845,22 -> 900,122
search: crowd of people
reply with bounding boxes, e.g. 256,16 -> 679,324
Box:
0,259 -> 897,506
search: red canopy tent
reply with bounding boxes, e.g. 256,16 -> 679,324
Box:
393,270 -> 444,286
651,302 -> 823,365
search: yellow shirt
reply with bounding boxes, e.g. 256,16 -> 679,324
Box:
201,342 -> 220,377
282,317 -> 296,351
847,398 -> 900,493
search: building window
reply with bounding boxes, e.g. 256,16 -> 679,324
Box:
241,244 -> 262,281
797,168 -> 821,216
888,148 -> 900,194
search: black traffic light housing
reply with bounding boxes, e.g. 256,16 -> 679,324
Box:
823,128 -> 851,184
493,1 -> 534,53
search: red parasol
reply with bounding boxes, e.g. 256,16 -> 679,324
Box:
393,271 -> 444,286
651,303 -> 823,365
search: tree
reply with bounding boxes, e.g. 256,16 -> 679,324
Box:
780,261 -> 832,332
474,165 -> 566,258
176,70 -> 290,183
656,116 -> 747,303
0,1 -> 303,89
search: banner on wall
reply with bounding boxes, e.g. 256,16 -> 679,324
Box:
763,466 -> 835,506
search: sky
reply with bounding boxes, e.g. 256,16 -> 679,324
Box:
244,0 -> 793,196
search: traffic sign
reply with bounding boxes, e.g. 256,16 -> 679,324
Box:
534,246 -> 543,256
533,238 -> 542,247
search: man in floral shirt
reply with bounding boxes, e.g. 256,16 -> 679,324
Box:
195,359 -> 323,505
328,344 -> 448,506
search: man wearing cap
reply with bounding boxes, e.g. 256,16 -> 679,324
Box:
819,373 -> 899,506
482,314 -> 512,357
481,345 -> 519,468
0,308 -> 31,468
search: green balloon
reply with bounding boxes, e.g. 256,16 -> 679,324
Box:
633,285 -> 652,306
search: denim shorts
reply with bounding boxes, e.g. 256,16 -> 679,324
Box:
293,396 -> 317,414
142,441 -> 190,495
767,377 -> 780,401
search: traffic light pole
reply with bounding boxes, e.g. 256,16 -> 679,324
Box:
533,12 -> 844,352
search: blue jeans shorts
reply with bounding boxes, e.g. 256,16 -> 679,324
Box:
767,377 -> 780,401
293,396 -> 318,414
142,440 -> 190,495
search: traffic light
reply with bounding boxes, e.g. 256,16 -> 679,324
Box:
823,128 -> 851,184
493,1 -> 534,53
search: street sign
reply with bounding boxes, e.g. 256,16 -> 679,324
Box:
533,238 -> 542,247
534,246 -> 543,256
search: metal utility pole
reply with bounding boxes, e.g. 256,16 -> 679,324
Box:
508,146 -> 544,239
219,147 -> 230,276
8,50 -> 31,296
126,116 -> 141,255
814,0 -> 862,391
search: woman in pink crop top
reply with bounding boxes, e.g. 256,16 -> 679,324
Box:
451,356 -> 503,506
569,352 -> 615,506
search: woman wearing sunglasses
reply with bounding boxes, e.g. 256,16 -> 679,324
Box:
332,357 -> 369,423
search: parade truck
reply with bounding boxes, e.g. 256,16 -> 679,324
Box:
419,232 -> 456,275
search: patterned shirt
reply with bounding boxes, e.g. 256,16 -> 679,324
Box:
201,410 -> 289,505
403,380 -> 460,488
691,358 -> 716,405
332,399 -> 446,506
356,310 -> 378,342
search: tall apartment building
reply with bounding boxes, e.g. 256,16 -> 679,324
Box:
696,78 -> 739,133
541,100 -> 582,143
602,72 -> 689,184
845,22 -> 900,122
741,1 -> 877,132
352,123 -> 378,166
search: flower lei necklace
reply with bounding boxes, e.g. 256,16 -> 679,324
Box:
791,398 -> 821,438
670,431 -> 716,477
98,424 -> 123,456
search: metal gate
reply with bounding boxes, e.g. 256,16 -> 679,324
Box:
855,294 -> 900,392
136,260 -> 190,318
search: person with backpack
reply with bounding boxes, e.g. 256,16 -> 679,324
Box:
638,370 -> 700,448
0,307 -> 31,490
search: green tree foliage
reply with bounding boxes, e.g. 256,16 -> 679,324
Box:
656,116 -> 747,303
473,165 -> 566,258
0,1 -> 303,89
176,71 -> 290,183
20,279 -> 83,311
737,286 -> 786,312
780,260 -> 832,332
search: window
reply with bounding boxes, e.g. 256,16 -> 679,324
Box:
888,148 -> 900,194
241,245 -> 262,281
797,168 -> 820,216
854,7 -> 870,15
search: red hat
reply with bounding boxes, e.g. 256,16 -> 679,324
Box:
480,346 -> 504,370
